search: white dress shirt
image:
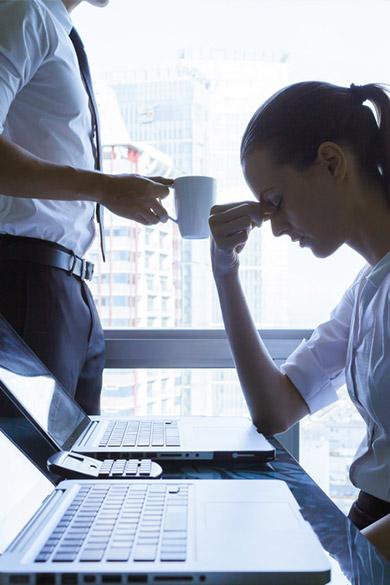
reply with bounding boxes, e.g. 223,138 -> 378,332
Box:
0,0 -> 96,256
281,250 -> 390,501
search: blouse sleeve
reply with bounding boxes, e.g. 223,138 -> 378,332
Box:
280,266 -> 368,414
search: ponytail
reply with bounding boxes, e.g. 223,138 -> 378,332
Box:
352,83 -> 390,205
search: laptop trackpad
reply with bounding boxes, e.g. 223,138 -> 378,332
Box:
199,501 -> 301,565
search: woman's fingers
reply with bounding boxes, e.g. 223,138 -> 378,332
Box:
259,200 -> 277,218
224,229 -> 250,250
209,200 -> 277,260
209,203 -> 264,248
210,200 -> 274,231
212,214 -> 253,239
210,201 -> 255,220
214,227 -> 250,251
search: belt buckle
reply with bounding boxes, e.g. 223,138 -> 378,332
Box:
80,258 -> 87,280
68,253 -> 86,280
85,261 -> 94,281
68,253 -> 77,277
68,253 -> 93,281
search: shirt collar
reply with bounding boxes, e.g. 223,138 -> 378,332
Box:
366,249 -> 390,288
41,0 -> 73,34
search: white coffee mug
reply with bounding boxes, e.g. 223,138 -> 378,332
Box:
169,175 -> 217,239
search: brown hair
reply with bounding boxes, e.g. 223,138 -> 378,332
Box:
240,81 -> 390,204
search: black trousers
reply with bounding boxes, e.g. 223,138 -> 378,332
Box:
348,490 -> 390,530
0,256 -> 105,415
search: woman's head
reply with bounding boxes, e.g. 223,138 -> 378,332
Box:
241,81 -> 390,258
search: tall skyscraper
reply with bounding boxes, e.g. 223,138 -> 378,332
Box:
101,66 -> 213,327
88,84 -> 183,415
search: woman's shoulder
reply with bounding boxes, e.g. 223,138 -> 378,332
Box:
352,263 -> 372,287
338,264 -> 371,307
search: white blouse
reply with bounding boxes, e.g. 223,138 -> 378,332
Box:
0,0 -> 96,256
281,250 -> 390,502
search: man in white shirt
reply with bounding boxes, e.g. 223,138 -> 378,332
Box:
0,0 -> 172,415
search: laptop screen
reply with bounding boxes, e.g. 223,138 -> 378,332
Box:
0,429 -> 53,553
0,315 -> 90,449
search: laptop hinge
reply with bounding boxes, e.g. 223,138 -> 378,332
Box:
7,487 -> 72,555
77,420 -> 99,447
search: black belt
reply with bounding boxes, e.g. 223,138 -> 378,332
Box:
0,235 -> 94,281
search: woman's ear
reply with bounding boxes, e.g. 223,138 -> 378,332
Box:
317,141 -> 347,180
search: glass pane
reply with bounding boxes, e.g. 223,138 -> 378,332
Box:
71,0 -> 390,328
101,368 -> 247,418
300,386 -> 366,514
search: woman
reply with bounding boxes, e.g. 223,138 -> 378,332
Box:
209,81 -> 390,561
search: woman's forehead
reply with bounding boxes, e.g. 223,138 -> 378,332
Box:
243,149 -> 283,192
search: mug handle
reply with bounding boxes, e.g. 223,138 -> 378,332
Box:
157,192 -> 178,223
167,214 -> 178,224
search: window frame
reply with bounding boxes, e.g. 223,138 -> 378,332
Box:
103,328 -> 311,458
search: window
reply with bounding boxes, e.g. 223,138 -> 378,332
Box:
109,319 -> 130,328
111,250 -> 130,262
146,274 -> 155,290
102,368 -> 247,418
75,0 -> 387,513
147,295 -> 156,312
111,296 -> 128,307
145,251 -> 155,270
112,273 -> 130,284
111,227 -> 130,237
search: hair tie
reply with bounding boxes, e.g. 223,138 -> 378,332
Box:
350,83 -> 365,105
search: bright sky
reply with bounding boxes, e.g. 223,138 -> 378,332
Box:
74,0 -> 390,86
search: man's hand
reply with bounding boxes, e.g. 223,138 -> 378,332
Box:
101,174 -> 173,225
0,136 -> 174,224
208,201 -> 274,278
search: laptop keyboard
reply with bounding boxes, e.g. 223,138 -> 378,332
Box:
35,484 -> 189,564
99,420 -> 180,448
99,458 -> 153,478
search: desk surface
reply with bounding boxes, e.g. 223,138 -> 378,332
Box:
160,438 -> 390,585
1,420 -> 389,584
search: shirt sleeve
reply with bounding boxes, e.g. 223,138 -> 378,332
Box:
0,0 -> 50,133
280,266 -> 368,414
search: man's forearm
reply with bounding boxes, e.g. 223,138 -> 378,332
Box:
0,135 -> 173,226
0,135 -> 104,202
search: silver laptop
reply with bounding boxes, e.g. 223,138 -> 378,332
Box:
0,429 -> 331,584
0,315 -> 275,461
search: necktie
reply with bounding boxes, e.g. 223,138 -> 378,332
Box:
69,27 -> 106,261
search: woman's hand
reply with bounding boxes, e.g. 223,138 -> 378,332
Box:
208,201 -> 274,279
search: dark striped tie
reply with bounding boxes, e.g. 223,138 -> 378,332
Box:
69,27 -> 106,261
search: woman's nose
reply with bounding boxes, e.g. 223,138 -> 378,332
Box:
270,214 -> 289,238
